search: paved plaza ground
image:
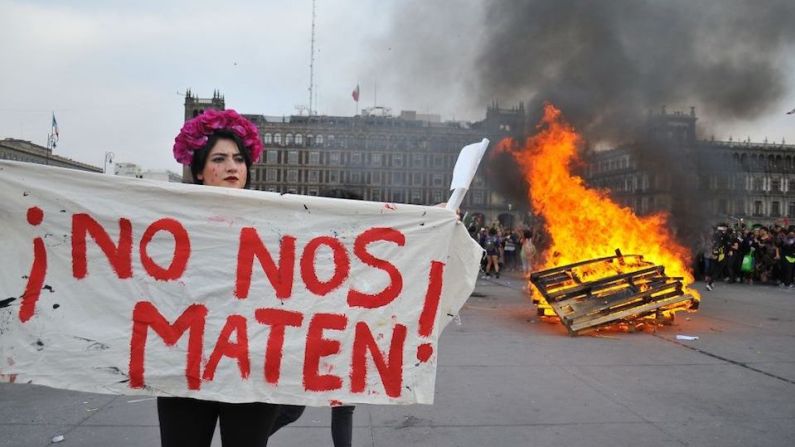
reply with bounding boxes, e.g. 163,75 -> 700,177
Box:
2,273 -> 793,446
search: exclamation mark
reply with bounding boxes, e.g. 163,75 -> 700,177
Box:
416,261 -> 445,363
20,207 -> 47,323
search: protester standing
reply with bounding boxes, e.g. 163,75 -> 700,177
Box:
521,229 -> 537,279
779,228 -> 795,288
483,227 -> 502,278
159,109 -> 279,447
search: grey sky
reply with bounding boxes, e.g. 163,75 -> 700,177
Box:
1,0 -> 793,172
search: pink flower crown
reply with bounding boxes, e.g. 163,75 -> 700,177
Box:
173,109 -> 264,165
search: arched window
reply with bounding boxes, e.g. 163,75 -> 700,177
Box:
274,133 -> 282,145
285,134 -> 294,145
295,134 -> 303,145
263,133 -> 272,144
316,134 -> 324,145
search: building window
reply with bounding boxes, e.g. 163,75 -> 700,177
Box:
412,154 -> 424,168
392,172 -> 405,185
274,133 -> 282,145
433,155 -> 444,169
308,170 -> 319,183
266,168 -> 277,182
371,153 -> 383,167
410,189 -> 422,204
753,201 -> 764,217
329,152 -> 341,166
287,169 -> 298,183
371,189 -> 381,202
431,173 -> 444,187
285,134 -> 294,145
295,134 -> 303,145
789,202 -> 795,218
392,190 -> 404,203
287,150 -> 299,165
432,190 -> 443,203
772,178 -> 782,193
473,190 -> 484,205
351,152 -> 362,165
772,201 -> 781,217
735,200 -> 745,216
392,154 -> 404,168
411,172 -> 423,186
718,199 -> 728,215
309,151 -> 320,165
329,171 -> 339,184
351,172 -> 361,184
308,188 -> 319,196
316,135 -> 324,145
753,177 -> 763,191
266,150 -> 278,164
371,171 -> 382,185
263,133 -> 272,144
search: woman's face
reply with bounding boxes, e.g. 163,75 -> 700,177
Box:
197,138 -> 247,189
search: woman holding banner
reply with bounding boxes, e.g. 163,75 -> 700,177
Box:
159,109 -> 278,446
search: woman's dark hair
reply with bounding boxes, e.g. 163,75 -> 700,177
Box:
190,130 -> 253,188
488,227 -> 498,236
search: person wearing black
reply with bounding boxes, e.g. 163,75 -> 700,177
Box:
482,227 -> 502,278
707,224 -> 730,291
161,109 -> 279,446
779,228 -> 795,288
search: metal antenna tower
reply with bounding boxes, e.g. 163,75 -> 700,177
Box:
308,0 -> 316,115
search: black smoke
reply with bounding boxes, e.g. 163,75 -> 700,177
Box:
475,0 -> 795,140
366,1 -> 794,239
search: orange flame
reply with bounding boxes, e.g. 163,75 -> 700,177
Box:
501,104 -> 700,302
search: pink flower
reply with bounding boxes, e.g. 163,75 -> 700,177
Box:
172,109 -> 264,165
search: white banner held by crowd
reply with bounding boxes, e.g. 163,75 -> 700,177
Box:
0,161 -> 481,405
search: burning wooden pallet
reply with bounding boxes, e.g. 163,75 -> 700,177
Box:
529,251 -> 697,336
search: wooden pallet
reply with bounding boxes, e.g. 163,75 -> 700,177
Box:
529,252 -> 697,336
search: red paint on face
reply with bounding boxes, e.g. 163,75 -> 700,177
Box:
198,139 -> 247,189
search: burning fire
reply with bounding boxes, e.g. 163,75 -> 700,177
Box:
500,104 -> 700,310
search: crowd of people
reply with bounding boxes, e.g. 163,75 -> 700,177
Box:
467,223 -> 539,279
698,221 -> 795,291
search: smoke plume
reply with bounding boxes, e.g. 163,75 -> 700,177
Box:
365,0 -> 795,237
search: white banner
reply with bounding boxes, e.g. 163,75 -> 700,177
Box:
0,161 -> 481,405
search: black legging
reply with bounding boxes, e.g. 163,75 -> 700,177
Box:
782,259 -> 795,286
158,396 -> 279,447
270,404 -> 355,447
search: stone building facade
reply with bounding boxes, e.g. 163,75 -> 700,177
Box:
586,108 -> 795,228
0,138 -> 102,173
183,92 -> 525,221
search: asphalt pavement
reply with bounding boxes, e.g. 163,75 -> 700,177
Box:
2,272 -> 794,447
